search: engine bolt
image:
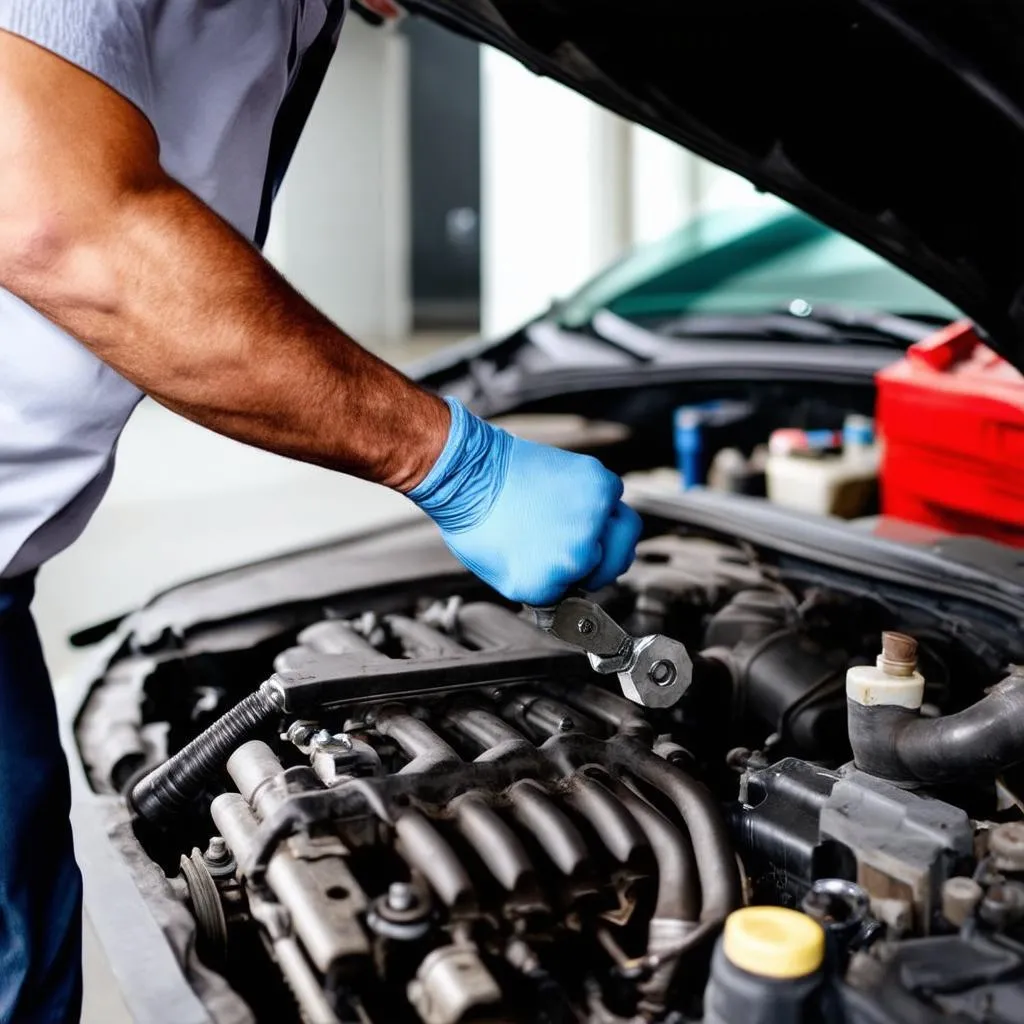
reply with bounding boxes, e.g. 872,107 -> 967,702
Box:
387,882 -> 415,913
284,721 -> 317,748
205,836 -> 229,864
649,659 -> 677,687
558,716 -> 575,733
577,618 -> 595,635
980,881 -> 1024,929
315,729 -> 333,746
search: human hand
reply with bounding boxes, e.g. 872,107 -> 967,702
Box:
409,399 -> 642,605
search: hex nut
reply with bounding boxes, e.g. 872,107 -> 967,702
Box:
618,634 -> 693,709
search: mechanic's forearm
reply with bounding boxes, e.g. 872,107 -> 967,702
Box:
5,178 -> 449,492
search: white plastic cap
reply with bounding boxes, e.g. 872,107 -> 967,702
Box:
846,662 -> 925,709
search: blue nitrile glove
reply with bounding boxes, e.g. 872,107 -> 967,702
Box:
409,398 -> 643,605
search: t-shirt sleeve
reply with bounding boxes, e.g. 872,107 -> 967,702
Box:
0,0 -> 151,118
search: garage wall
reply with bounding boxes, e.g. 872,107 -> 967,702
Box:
264,23 -> 774,347
479,49 -> 765,339
630,125 -> 703,247
479,49 -> 633,338
265,17 -> 411,346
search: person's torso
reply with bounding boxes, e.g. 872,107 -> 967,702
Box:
0,0 -> 337,578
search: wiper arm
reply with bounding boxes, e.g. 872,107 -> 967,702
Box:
656,303 -> 939,347
583,308 -> 835,359
657,311 -> 841,343
788,302 -> 940,343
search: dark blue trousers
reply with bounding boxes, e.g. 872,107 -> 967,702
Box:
0,576 -> 82,1023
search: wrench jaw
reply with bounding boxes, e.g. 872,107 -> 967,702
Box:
529,596 -> 693,708
583,638 -> 634,675
617,634 -> 693,709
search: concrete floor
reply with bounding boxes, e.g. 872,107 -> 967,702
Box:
37,338 -> 451,1022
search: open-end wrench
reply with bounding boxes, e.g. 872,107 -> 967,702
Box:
529,595 -> 693,709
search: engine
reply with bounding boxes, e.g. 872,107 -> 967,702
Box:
77,532 -> 1024,1024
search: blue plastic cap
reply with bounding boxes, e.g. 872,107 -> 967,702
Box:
843,416 -> 875,447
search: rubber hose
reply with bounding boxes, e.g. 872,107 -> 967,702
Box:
130,682 -> 283,825
849,673 -> 1024,784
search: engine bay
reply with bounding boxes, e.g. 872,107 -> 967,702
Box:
73,518 -> 1024,1024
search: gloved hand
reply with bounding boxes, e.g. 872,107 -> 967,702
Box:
409,398 -> 643,605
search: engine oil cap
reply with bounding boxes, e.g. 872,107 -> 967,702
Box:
722,907 -> 825,979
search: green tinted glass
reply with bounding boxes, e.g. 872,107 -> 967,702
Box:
557,205 -> 960,328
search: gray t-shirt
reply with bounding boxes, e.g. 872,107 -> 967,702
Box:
0,0 -> 337,577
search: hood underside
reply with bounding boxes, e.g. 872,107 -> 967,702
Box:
400,0 -> 1024,369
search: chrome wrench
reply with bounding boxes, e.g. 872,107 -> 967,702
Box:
529,595 -> 693,709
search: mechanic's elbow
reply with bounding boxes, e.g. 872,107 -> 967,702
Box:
0,204 -> 115,312
0,205 -> 69,286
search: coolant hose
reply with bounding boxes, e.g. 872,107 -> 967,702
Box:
130,681 -> 284,824
849,671 -> 1024,784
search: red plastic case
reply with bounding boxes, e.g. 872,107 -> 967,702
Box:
876,320 -> 1024,547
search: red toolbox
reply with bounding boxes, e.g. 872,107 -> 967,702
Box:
876,319 -> 1024,547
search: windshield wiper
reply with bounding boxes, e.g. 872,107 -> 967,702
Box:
652,303 -> 941,348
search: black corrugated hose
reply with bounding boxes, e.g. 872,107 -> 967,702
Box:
129,681 -> 283,825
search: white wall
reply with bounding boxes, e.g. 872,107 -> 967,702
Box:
629,125 -> 702,246
266,18 -> 411,346
480,50 -> 634,338
267,27 -> 771,347
479,50 -> 771,338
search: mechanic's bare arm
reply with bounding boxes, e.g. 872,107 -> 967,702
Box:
0,31 -> 449,492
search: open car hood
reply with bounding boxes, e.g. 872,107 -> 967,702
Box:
398,0 -> 1024,370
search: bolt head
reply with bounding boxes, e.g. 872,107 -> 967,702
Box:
557,716 -> 575,733
205,836 -> 228,862
577,618 -> 595,635
619,635 -> 693,709
387,882 -> 415,912
284,721 -> 316,747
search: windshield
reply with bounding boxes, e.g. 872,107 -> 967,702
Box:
555,203 -> 962,330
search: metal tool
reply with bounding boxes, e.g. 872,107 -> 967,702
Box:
529,595 -> 693,709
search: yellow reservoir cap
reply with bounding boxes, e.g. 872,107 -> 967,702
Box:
722,907 -> 825,979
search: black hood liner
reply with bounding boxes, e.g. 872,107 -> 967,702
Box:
401,0 -> 1024,368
